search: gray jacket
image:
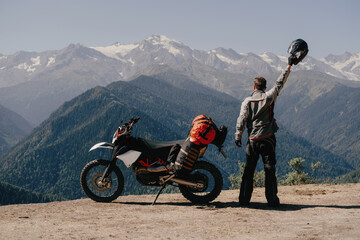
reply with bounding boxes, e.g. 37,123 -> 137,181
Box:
235,69 -> 291,142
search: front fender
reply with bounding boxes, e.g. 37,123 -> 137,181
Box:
89,142 -> 114,152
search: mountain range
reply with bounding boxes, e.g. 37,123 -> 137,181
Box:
0,180 -> 63,205
0,72 -> 354,200
1,35 -> 360,126
0,104 -> 32,156
0,35 -> 359,202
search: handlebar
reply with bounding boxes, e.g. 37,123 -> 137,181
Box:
130,117 -> 140,126
132,117 -> 140,123
126,117 -> 140,130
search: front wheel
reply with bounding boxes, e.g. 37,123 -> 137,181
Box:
80,159 -> 124,202
179,161 -> 223,204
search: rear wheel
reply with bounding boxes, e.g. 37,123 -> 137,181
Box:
179,161 -> 223,204
80,159 -> 124,202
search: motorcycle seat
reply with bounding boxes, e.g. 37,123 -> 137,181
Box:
143,139 -> 185,150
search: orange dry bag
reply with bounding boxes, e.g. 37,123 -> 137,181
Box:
189,115 -> 217,145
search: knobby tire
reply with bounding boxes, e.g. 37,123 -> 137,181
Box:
80,159 -> 124,202
179,160 -> 223,204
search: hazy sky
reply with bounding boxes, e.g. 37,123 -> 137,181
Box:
1,0 -> 359,59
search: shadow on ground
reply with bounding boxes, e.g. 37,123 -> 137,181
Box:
113,200 -> 360,211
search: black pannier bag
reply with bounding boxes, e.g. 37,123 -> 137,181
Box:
173,137 -> 201,174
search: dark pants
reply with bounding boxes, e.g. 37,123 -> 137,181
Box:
239,135 -> 279,206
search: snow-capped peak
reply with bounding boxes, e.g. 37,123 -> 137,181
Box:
15,56 -> 41,73
7,35 -> 360,82
140,35 -> 185,56
145,35 -> 183,46
321,52 -> 360,70
92,35 -> 187,59
91,42 -> 139,60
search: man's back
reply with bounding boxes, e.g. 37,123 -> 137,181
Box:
235,69 -> 291,142
243,90 -> 278,141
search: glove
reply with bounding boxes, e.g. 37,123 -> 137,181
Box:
235,139 -> 242,148
288,55 -> 297,66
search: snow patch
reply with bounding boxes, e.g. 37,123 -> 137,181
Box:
15,56 -> 41,72
325,72 -> 339,78
339,71 -> 359,81
320,53 -> 360,81
146,35 -> 182,46
31,56 -> 41,66
215,54 -> 241,65
321,54 -> 360,71
192,54 -> 201,62
146,35 -> 183,56
128,58 -> 135,65
278,55 -> 287,62
47,57 -> 55,67
259,53 -> 287,71
304,62 -> 316,70
167,46 -> 182,56
260,53 -> 269,60
91,43 -> 139,60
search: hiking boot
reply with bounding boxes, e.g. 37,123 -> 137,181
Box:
239,200 -> 250,207
267,198 -> 280,207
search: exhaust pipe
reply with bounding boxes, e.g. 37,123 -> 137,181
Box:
171,177 -> 204,189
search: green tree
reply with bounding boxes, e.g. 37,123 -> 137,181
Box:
280,158 -> 321,185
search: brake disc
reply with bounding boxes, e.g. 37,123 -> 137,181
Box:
92,173 -> 112,192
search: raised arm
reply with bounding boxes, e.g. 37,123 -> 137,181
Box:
266,65 -> 292,101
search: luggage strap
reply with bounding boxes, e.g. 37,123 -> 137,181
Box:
193,117 -> 216,140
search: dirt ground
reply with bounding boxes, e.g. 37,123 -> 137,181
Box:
1,183 -> 359,240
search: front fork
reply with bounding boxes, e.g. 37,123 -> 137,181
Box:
100,149 -> 119,183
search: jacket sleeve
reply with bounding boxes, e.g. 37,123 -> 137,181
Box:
235,98 -> 249,141
266,69 -> 291,101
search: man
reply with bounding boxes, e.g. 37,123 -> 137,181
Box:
234,63 -> 293,207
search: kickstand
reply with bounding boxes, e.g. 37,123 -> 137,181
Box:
152,184 -> 167,206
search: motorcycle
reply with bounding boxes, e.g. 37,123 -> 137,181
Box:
80,117 -> 227,205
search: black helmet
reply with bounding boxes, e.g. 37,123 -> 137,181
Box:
287,39 -> 309,65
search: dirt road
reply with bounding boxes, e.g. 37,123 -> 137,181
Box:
1,183 -> 359,239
